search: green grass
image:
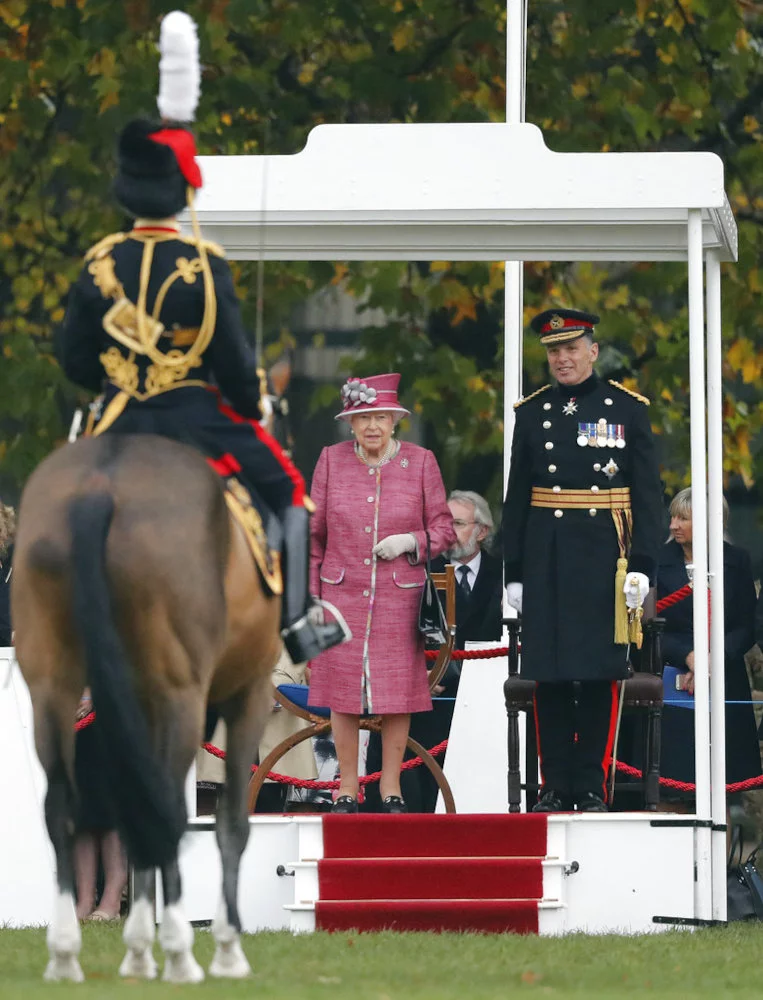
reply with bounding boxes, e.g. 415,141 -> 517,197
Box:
2,924 -> 762,998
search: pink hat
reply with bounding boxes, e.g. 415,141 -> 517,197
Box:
335,373 -> 411,421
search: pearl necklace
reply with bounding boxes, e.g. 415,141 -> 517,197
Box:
355,439 -> 399,468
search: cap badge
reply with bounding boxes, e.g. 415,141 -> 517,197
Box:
549,314 -> 564,330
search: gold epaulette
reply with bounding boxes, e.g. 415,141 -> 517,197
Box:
513,384 -> 551,409
177,233 -> 226,258
84,232 -> 129,262
608,379 -> 650,405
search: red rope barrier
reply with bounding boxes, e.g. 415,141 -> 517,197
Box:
615,760 -> 763,793
201,739 -> 447,788
425,646 -> 510,661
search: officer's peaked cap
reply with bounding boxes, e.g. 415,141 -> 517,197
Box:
531,308 -> 600,345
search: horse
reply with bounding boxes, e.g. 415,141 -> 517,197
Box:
12,430 -> 282,983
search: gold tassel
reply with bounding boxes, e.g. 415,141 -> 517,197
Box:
614,556 -> 629,644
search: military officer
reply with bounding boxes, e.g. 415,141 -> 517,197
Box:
56,113 -> 346,665
502,308 -> 663,812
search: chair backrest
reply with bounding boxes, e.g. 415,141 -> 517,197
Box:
427,564 -> 457,692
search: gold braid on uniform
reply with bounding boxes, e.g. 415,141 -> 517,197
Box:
608,379 -> 650,405
513,384 -> 551,409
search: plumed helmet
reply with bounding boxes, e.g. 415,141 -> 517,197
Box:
113,11 -> 203,219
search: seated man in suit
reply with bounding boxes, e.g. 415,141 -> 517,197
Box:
364,490 -> 503,812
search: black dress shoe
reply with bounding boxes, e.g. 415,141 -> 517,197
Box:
577,792 -> 608,813
331,795 -> 358,814
381,795 -> 408,814
532,790 -> 572,813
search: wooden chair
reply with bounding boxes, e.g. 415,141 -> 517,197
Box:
247,564 -> 458,812
503,613 -> 666,812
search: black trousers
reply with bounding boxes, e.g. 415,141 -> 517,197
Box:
533,680 -> 618,802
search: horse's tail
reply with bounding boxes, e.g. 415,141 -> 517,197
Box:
69,489 -> 186,869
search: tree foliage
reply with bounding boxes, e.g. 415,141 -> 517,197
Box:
1,0 -> 762,505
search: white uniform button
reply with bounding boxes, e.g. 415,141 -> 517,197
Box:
554,509 -> 563,518
545,441 -> 554,450
363,589 -> 370,597
543,402 -> 552,410
552,485 -> 561,493
605,398 -> 613,406
593,463 -> 601,472
591,485 -> 599,493
364,558 -> 370,565
548,464 -> 557,473
589,508 -> 597,517
543,420 -> 551,429
365,526 -> 372,533
367,496 -> 374,502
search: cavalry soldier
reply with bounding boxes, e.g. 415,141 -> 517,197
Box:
502,308 -> 663,812
55,11 -> 346,665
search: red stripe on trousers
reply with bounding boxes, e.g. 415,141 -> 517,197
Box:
533,687 -> 545,794
601,681 -> 619,802
214,397 -> 306,507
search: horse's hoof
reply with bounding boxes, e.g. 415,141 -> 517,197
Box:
163,952 -> 205,984
44,955 -> 85,982
119,948 -> 158,980
209,940 -> 252,979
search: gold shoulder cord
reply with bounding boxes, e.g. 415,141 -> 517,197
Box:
513,384 -> 551,409
608,379 -> 650,405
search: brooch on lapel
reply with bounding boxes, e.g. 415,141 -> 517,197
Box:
400,458 -> 409,469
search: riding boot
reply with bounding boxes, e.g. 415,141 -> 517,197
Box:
280,506 -> 348,663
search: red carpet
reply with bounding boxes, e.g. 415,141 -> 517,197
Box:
315,814 -> 547,934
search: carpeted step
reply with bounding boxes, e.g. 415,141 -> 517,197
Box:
321,813 -> 547,860
318,857 -> 543,901
315,898 -> 540,934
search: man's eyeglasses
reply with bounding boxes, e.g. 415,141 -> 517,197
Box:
452,519 -> 477,529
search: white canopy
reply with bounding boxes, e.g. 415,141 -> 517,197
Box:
190,122 -> 737,263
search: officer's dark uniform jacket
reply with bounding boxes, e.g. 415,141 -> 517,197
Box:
502,372 -> 663,683
56,224 -> 304,516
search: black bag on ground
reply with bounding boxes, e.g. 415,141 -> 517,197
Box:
417,531 -> 448,647
727,829 -> 763,922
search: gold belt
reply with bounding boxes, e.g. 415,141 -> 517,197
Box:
530,486 -> 631,510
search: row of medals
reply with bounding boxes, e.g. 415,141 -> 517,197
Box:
576,418 -> 626,449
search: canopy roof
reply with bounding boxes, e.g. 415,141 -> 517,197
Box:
190,122 -> 737,263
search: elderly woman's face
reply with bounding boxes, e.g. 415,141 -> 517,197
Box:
350,411 -> 395,456
670,509 -> 693,547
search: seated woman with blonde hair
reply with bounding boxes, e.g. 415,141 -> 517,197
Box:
657,487 -> 761,808
308,374 -> 456,813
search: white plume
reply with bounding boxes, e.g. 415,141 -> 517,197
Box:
156,10 -> 200,123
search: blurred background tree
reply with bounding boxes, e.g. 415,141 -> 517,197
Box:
1,0 -> 762,559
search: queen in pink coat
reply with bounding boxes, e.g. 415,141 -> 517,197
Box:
308,373 -> 455,814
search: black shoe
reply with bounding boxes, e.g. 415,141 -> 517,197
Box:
532,789 -> 572,813
283,615 -> 347,663
577,792 -> 608,813
381,795 -> 408,814
331,795 -> 358,814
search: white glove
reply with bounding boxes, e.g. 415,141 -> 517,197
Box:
373,533 -> 416,560
505,582 -> 523,613
623,572 -> 650,609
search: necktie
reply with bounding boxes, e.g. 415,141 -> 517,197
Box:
457,564 -> 472,597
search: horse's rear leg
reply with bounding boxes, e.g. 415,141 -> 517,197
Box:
34,694 -> 83,983
209,675 -> 271,979
156,692 -> 205,985
119,868 -> 158,980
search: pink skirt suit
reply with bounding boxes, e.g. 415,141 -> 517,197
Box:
308,440 -> 456,715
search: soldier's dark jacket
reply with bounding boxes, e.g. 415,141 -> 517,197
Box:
502,372 -> 663,682
56,224 -> 304,516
